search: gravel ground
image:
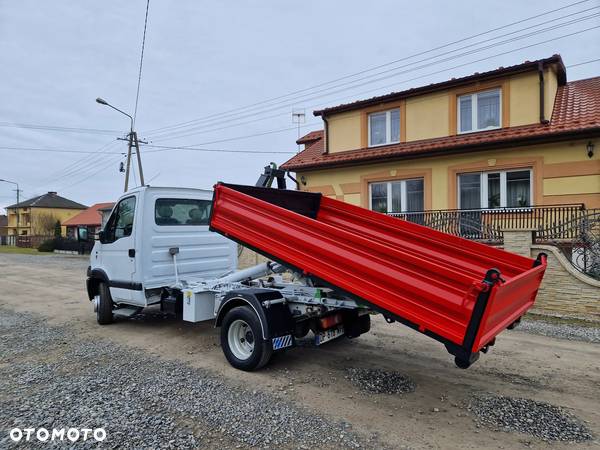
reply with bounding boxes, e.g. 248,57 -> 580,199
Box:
468,394 -> 593,443
0,252 -> 88,271
0,308 -> 380,449
519,319 -> 600,343
345,368 -> 415,394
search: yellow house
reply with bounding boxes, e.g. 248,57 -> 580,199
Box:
281,55 -> 600,317
283,55 -> 599,215
5,191 -> 87,236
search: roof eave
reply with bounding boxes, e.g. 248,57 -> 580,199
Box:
314,55 -> 564,117
284,126 -> 600,171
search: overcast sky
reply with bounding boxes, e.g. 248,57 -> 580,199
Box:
1,0 -> 599,212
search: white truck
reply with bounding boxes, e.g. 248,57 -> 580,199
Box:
84,178 -> 545,371
84,185 -> 370,371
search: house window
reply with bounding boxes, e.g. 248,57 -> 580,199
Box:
369,178 -> 424,213
368,109 -> 400,147
458,89 -> 501,133
458,169 -> 532,209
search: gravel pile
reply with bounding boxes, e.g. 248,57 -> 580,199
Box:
469,394 -> 593,442
0,308 -> 378,449
518,319 -> 600,343
345,368 -> 415,394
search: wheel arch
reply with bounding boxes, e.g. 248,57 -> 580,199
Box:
86,267 -> 109,300
215,289 -> 293,340
215,296 -> 268,340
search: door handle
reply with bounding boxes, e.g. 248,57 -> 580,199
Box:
128,249 -> 136,258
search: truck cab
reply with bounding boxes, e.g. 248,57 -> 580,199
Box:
87,186 -> 237,308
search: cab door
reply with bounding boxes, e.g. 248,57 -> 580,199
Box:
100,195 -> 138,303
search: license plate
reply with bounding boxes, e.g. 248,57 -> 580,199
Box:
315,325 -> 345,345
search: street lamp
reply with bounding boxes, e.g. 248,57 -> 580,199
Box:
0,178 -> 20,235
96,97 -> 144,191
96,97 -> 133,132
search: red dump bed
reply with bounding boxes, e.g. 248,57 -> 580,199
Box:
210,183 -> 547,367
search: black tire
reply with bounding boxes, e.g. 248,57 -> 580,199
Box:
220,306 -> 273,371
97,282 -> 114,325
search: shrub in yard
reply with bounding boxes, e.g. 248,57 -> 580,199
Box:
38,239 -> 56,252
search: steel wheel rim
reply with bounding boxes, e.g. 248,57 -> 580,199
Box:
228,319 -> 254,360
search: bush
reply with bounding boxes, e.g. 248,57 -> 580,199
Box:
38,239 -> 56,252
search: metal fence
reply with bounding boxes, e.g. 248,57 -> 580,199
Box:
389,204 -> 600,280
389,204 -> 587,244
16,235 -> 54,248
534,209 -> 600,280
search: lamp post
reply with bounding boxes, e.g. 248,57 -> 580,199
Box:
0,178 -> 20,235
96,97 -> 145,191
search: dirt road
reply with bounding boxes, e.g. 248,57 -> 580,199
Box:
1,252 -> 598,449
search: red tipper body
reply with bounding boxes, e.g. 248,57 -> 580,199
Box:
209,183 -> 547,366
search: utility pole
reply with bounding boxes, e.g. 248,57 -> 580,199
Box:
121,131 -> 146,192
97,98 -> 146,192
0,179 -> 21,234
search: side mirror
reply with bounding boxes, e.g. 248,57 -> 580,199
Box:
77,227 -> 89,242
97,230 -> 106,244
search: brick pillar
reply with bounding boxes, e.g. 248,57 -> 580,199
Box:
502,228 -> 534,257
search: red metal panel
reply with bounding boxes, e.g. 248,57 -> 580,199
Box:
473,261 -> 546,351
210,184 -> 546,353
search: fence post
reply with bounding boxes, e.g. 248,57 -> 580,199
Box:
502,228 -> 535,257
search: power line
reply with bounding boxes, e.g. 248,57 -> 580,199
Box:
36,141 -> 119,182
35,141 -> 122,190
58,156 -> 126,194
147,12 -> 600,142
0,144 -> 293,155
147,25 -> 600,143
567,58 -> 600,67
142,144 -> 295,154
151,122 -> 320,149
0,122 -> 121,135
0,146 -> 119,155
133,0 -> 151,128
143,0 -> 596,136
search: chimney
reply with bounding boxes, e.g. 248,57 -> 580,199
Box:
48,191 -> 57,195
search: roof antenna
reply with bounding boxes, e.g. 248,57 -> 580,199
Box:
292,108 -> 305,152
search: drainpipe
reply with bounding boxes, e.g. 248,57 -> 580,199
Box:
538,62 -> 548,124
322,116 -> 329,154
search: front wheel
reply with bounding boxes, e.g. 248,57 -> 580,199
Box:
220,306 -> 272,371
96,282 -> 114,325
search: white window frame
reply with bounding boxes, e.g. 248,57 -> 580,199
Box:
458,168 -> 533,210
368,108 -> 400,147
457,88 -> 502,134
368,178 -> 423,213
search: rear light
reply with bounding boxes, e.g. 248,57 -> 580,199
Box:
319,313 -> 342,330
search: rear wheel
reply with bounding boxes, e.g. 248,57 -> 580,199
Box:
96,282 -> 114,325
221,306 -> 272,371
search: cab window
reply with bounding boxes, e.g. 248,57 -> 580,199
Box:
104,196 -> 136,243
155,198 -> 212,226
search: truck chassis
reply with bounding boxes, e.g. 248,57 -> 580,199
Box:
92,260 -> 371,371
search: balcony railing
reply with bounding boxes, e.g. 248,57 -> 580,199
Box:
388,204 -> 588,244
388,204 -> 600,279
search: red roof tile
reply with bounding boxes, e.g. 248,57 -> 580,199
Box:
62,202 -> 114,227
282,76 -> 600,171
314,55 -> 565,116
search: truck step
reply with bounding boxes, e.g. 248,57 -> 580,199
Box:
113,307 -> 141,318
